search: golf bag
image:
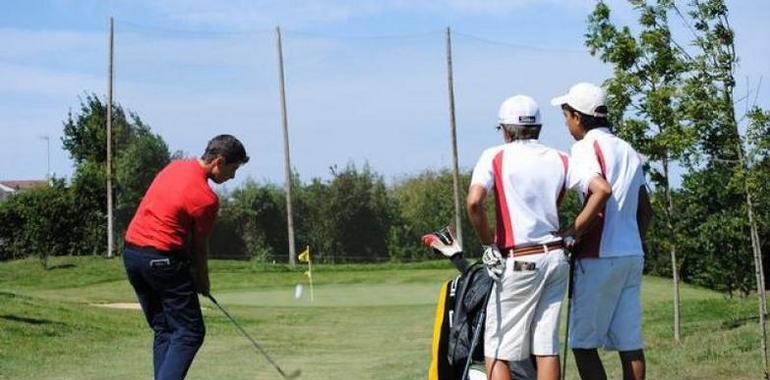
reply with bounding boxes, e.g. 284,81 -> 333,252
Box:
429,258 -> 492,380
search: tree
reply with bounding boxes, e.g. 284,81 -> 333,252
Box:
681,0 -> 769,374
114,125 -> 171,239
0,180 -> 82,268
211,181 -> 288,260
62,94 -> 171,253
586,0 -> 695,342
322,164 -> 395,262
388,170 -> 479,261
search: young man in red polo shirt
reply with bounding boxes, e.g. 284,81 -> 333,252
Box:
123,134 -> 248,380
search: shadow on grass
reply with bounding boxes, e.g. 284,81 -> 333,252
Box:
0,314 -> 60,325
0,291 -> 32,300
47,263 -> 77,270
722,313 -> 768,330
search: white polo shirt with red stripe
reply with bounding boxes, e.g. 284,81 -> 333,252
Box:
470,139 -> 569,249
568,127 -> 647,258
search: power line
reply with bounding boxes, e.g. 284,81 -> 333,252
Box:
108,19 -> 594,55
452,31 -> 587,54
282,29 -> 443,40
114,18 -> 272,37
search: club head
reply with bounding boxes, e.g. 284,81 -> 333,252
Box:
283,369 -> 301,379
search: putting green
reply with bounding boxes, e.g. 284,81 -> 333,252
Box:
216,282 -> 446,307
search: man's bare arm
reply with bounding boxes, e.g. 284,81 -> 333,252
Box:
467,185 -> 493,245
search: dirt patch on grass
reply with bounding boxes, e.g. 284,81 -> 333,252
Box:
90,303 -> 142,310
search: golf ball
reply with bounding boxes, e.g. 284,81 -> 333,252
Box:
294,284 -> 303,299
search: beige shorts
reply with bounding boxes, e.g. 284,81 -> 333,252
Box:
484,249 -> 569,361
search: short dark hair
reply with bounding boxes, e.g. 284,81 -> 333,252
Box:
503,124 -> 542,140
202,135 -> 249,164
561,103 -> 610,131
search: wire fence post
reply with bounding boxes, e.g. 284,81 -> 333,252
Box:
106,16 -> 115,258
276,26 -> 297,267
446,27 -> 463,248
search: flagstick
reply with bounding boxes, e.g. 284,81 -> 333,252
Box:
308,247 -> 315,303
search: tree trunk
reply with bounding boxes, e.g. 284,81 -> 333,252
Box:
738,146 -> 768,379
662,157 -> 682,343
722,61 -> 768,376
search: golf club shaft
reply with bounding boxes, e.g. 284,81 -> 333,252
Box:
561,253 -> 576,380
207,295 -> 292,379
462,285 -> 493,380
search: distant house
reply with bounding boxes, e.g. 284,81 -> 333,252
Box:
0,180 -> 50,201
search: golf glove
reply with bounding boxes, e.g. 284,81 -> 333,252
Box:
421,226 -> 462,258
563,235 -> 576,249
482,244 -> 505,281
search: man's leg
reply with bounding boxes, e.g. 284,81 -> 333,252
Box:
123,248 -> 171,377
150,312 -> 172,376
611,257 -> 645,380
534,355 -> 559,380
569,258 -> 620,380
619,349 -> 645,379
530,250 -> 569,380
572,348 -> 606,380
486,358 -> 512,380
509,358 -> 537,380
154,259 -> 205,380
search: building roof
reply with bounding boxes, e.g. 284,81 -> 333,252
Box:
0,180 -> 49,192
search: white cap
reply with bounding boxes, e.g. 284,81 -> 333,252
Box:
498,95 -> 541,126
550,82 -> 608,117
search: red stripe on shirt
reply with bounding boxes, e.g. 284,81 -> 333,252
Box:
576,141 -> 608,258
557,152 -> 569,206
594,140 -> 608,176
492,150 -> 514,248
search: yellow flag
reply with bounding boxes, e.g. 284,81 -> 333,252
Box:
298,246 -> 310,263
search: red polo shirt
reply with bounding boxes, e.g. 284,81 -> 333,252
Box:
125,160 -> 219,252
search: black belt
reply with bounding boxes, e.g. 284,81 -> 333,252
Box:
124,242 -> 188,259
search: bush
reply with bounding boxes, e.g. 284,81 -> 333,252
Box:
0,180 -> 83,267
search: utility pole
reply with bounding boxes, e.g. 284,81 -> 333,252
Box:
446,27 -> 463,247
106,17 -> 114,258
276,26 -> 297,266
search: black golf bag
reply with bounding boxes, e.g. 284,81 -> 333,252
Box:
429,257 -> 492,380
428,255 -> 538,380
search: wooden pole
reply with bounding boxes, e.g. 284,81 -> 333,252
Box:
446,27 -> 463,247
276,26 -> 297,267
106,17 -> 114,258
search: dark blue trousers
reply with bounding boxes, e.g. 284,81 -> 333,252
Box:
123,245 -> 205,380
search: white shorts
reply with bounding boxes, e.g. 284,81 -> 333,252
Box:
569,255 -> 644,351
484,249 -> 569,361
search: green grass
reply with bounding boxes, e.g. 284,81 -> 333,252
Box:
0,256 -> 766,379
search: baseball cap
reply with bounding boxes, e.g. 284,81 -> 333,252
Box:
498,95 -> 541,126
550,82 -> 608,117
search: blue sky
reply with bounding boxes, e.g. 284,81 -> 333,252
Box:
1,0 -> 768,190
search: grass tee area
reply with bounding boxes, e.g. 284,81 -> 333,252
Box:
0,256 -> 764,379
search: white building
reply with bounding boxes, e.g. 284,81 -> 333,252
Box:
0,180 -> 49,201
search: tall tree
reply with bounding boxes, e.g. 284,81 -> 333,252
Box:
62,94 -> 171,252
682,0 -> 769,374
586,0 -> 694,342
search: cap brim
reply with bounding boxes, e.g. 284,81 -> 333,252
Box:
550,95 -> 568,106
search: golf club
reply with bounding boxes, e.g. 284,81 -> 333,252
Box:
462,286 -> 492,380
561,242 -> 576,380
207,294 -> 301,379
